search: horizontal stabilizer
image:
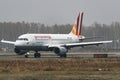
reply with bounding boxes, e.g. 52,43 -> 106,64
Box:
84,36 -> 104,40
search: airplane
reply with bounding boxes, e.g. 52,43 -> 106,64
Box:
1,12 -> 112,58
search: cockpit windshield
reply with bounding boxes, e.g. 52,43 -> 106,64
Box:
17,38 -> 28,41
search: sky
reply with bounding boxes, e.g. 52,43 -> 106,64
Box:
0,0 -> 120,26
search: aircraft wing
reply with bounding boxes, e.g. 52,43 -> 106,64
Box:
65,40 -> 112,48
1,39 -> 15,44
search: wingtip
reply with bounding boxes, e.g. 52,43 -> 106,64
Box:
1,38 -> 4,42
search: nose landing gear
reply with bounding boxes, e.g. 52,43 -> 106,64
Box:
25,52 -> 29,58
24,52 -> 41,58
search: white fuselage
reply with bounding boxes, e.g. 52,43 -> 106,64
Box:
15,34 -> 84,46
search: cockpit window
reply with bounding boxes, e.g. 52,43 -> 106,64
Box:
17,38 -> 28,41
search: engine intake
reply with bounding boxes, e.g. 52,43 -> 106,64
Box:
54,47 -> 68,55
14,48 -> 27,55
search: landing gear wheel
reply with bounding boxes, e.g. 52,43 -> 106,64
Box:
25,52 -> 30,58
25,54 -> 29,58
34,53 -> 41,58
60,54 -> 67,58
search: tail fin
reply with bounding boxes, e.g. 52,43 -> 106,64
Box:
70,12 -> 84,36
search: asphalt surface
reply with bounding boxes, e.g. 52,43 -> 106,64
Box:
0,52 -> 120,60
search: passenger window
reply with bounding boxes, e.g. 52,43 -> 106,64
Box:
24,38 -> 28,41
18,38 -> 28,41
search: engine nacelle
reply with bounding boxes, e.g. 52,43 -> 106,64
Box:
54,47 -> 68,55
14,48 -> 27,55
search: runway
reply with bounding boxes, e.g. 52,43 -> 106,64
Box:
0,52 -> 120,60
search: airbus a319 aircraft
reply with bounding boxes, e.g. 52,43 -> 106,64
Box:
1,12 -> 112,58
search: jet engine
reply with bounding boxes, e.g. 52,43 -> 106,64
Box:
54,47 -> 68,55
14,48 -> 27,55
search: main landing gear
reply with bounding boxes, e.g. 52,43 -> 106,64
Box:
60,53 -> 67,58
34,52 -> 41,58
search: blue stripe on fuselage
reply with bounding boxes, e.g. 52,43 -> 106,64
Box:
15,45 -> 49,51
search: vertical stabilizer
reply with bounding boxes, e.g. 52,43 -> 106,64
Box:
79,12 -> 83,35
70,12 -> 84,36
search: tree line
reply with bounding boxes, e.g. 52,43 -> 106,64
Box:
0,21 -> 120,52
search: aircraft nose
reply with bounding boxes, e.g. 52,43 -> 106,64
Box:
15,41 -> 29,46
